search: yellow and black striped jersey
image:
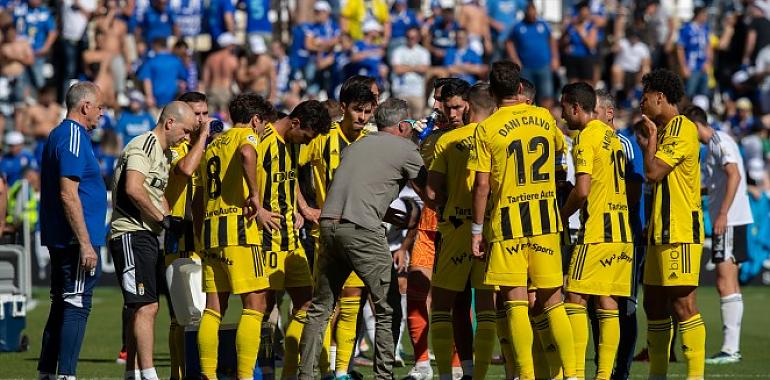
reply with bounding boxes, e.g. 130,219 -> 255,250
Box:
648,115 -> 704,245
198,127 -> 261,249
429,123 -> 476,231
164,141 -> 199,252
468,103 -> 567,242
572,120 -> 633,244
299,122 -> 366,206
257,124 -> 301,252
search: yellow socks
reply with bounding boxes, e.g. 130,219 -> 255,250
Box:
647,317 -> 674,378
474,311 -> 497,379
169,318 -> 184,380
236,309 -> 264,379
596,309 -> 620,380
431,311 -> 454,377
545,302 -> 577,379
565,303 -> 588,379
506,300 -> 534,380
680,314 -> 706,380
283,309 -> 307,378
319,317 -> 333,375
335,297 -> 360,375
198,308 -> 222,379
533,313 -> 563,379
497,308 -> 517,377
532,317 -> 551,380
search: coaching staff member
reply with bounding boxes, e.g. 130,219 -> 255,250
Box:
298,98 -> 427,380
38,82 -> 107,379
109,101 -> 196,380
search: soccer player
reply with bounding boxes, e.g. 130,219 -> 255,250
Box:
427,82 -> 497,380
196,93 -> 279,380
639,69 -> 705,380
162,91 -> 210,379
469,61 -> 576,380
110,102 -> 196,380
38,82 -> 107,380
256,100 -> 332,379
560,83 -> 634,380
684,105 -> 751,365
298,82 -> 377,378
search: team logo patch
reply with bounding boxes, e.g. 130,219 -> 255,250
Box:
171,150 -> 179,161
247,135 -> 258,144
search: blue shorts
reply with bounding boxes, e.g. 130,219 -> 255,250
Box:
520,66 -> 554,101
49,245 -> 102,309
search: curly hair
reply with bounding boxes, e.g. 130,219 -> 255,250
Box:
290,100 -> 332,135
229,93 -> 277,124
642,69 -> 685,105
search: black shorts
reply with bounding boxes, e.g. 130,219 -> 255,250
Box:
566,55 -> 596,81
711,225 -> 748,264
110,231 -> 162,304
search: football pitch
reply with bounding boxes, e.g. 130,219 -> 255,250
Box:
1,286 -> 769,379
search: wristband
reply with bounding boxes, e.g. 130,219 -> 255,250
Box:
471,222 -> 483,235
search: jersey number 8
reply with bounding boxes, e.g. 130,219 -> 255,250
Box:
207,156 -> 222,199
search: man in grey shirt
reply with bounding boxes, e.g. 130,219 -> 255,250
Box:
298,98 -> 426,380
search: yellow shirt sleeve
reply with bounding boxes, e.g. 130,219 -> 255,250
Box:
429,133 -> 450,174
573,129 -> 595,176
553,124 -> 568,173
169,143 -> 188,167
468,123 -> 491,173
238,130 -> 260,151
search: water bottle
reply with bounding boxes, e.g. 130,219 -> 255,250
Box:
418,110 -> 440,142
206,119 -> 225,146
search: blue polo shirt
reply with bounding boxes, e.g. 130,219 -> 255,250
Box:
137,51 -> 188,107
18,5 -> 56,52
41,120 -> 108,248
0,149 -> 38,184
140,5 -> 176,43
116,110 -> 155,146
289,22 -> 314,71
390,9 -> 419,39
206,0 -> 235,41
444,47 -> 482,83
565,22 -> 596,57
509,19 -> 552,70
245,0 -> 271,34
487,0 -> 526,38
429,17 -> 459,50
172,0 -> 203,37
351,41 -> 384,82
678,21 -> 710,72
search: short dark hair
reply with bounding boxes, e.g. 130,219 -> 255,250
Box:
434,77 -> 453,90
290,100 -> 332,135
178,91 -> 207,103
229,93 -> 276,124
466,82 -> 494,113
575,1 -> 590,11
340,75 -> 377,98
642,69 -> 685,105
489,61 -> 522,99
339,82 -> 377,106
439,78 -> 470,102
682,105 -> 708,126
174,39 -> 189,50
520,78 -> 535,100
561,82 -> 596,112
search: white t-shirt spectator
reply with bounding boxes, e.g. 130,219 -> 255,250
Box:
755,45 -> 770,91
61,0 -> 97,41
390,44 -> 430,99
704,130 -> 753,226
615,38 -> 650,73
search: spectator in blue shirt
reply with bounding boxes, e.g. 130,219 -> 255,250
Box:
18,0 -> 57,89
677,6 -> 712,98
350,21 -> 387,87
506,1 -> 559,109
171,0 -> 203,38
560,1 -> 598,84
137,38 -> 188,109
245,0 -> 272,42
427,6 -> 460,66
206,0 -> 235,45
115,91 -> 156,147
487,0 -> 526,48
389,0 -> 420,50
289,21 -> 315,81
0,131 -> 38,185
172,40 -> 199,95
38,82 -> 107,380
308,1 -> 340,95
135,0 -> 179,55
443,29 -> 485,84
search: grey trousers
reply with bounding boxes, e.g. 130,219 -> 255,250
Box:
298,220 -> 402,380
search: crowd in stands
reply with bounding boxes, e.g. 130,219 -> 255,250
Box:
1,0 -> 770,280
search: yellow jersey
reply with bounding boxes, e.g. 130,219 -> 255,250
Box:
572,120 -> 633,244
429,123 -> 476,231
468,103 -> 567,242
164,141 -> 198,252
417,128 -> 451,232
299,122 -> 366,206
198,127 -> 261,249
648,115 -> 704,245
257,124 -> 301,252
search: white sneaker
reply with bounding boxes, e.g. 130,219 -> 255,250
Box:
451,367 -> 463,380
705,351 -> 742,364
403,365 -> 434,380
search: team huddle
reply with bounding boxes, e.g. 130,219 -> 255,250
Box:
91,61 -> 716,380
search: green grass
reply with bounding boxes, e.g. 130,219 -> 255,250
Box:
2,286 -> 769,379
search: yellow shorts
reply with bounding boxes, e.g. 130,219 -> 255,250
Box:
644,243 -> 702,287
409,229 -> 437,270
565,243 -> 633,297
313,232 -> 365,288
265,246 -> 314,290
432,224 -> 491,292
485,233 -> 563,289
202,245 -> 269,295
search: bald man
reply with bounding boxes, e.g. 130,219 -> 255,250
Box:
109,101 -> 196,380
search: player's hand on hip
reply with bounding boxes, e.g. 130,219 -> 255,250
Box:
80,244 -> 98,273
471,234 -> 485,259
294,211 -> 304,230
256,207 -> 283,232
301,207 -> 321,225
713,213 -> 728,236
